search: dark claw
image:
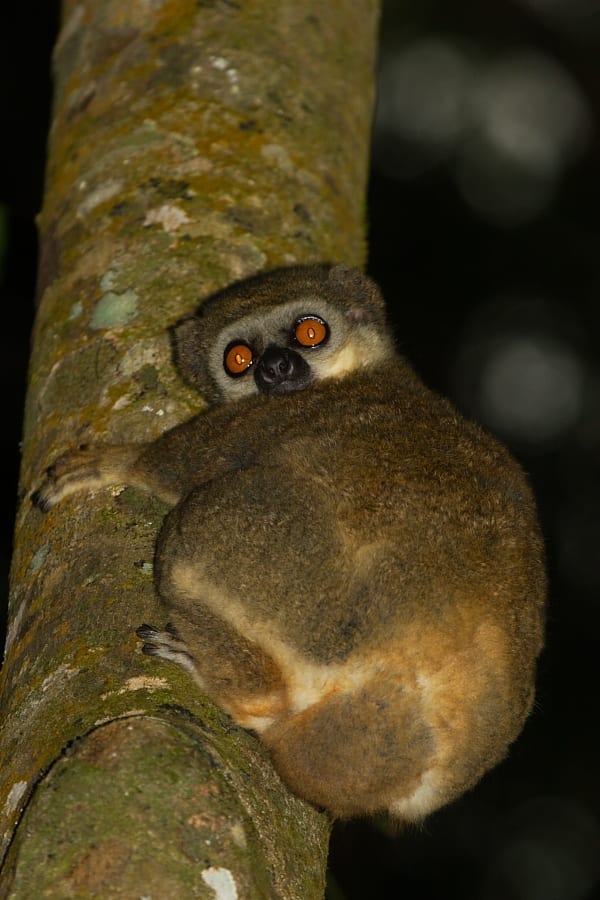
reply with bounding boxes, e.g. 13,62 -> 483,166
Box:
141,643 -> 160,656
136,623 -> 160,640
31,490 -> 50,512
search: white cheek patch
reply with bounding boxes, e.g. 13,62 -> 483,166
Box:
319,343 -> 364,379
316,330 -> 392,380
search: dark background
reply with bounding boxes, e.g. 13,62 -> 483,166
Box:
1,3 -> 599,898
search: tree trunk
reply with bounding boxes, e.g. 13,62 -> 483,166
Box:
0,0 -> 379,895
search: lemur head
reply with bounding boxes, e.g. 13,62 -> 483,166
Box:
172,264 -> 394,404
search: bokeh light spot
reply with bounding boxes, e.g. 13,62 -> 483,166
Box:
479,335 -> 584,442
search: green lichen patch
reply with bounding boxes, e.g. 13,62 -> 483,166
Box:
28,544 -> 50,575
91,289 -> 140,329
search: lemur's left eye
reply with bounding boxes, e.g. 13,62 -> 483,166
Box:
293,316 -> 329,348
224,341 -> 254,377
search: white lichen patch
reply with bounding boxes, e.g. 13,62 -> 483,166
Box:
208,55 -> 239,94
123,675 -> 169,692
261,143 -> 294,172
201,867 -> 238,900
210,56 -> 229,71
96,338 -> 166,411
77,179 -> 123,218
143,204 -> 190,233
40,663 -> 77,694
101,676 -> 169,699
229,821 -> 247,849
100,269 -> 118,292
2,781 -> 27,817
175,155 -> 213,177
69,300 -> 83,320
111,396 -> 132,412
4,601 -> 25,654
225,69 -> 239,92
116,338 -> 165,376
14,663 -> 79,721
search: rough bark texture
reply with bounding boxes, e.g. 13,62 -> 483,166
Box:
0,0 -> 379,895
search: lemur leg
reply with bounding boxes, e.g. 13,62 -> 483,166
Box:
137,610 -> 289,730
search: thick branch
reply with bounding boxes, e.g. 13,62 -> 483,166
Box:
0,0 -> 379,894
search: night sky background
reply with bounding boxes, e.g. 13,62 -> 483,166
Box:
2,2 -> 600,898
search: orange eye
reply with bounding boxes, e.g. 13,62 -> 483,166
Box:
294,316 -> 329,348
224,342 -> 254,377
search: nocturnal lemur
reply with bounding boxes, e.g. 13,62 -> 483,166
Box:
33,264 -> 546,820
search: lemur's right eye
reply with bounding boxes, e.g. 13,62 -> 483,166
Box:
224,341 -> 254,377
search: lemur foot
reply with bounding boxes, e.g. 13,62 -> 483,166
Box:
31,445 -> 139,511
136,623 -> 198,678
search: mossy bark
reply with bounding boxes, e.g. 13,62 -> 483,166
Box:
0,0 -> 379,895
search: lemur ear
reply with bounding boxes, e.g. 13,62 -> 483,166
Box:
170,316 -> 220,402
326,265 -> 387,325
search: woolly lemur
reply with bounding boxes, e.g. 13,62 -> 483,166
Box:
33,264 -> 546,819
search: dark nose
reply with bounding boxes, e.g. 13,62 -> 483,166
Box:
258,345 -> 293,384
254,344 -> 311,395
